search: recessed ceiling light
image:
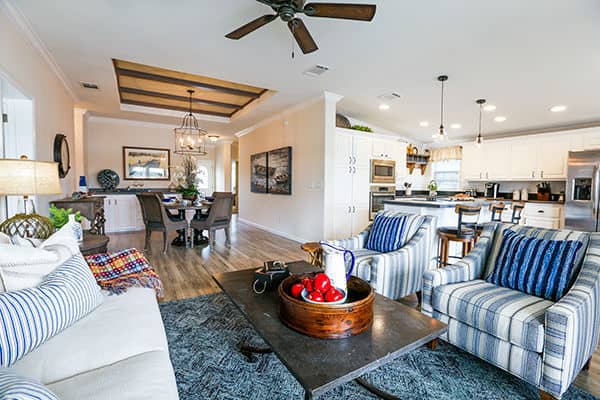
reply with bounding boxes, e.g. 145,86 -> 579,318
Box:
494,116 -> 507,122
550,105 -> 567,113
378,103 -> 390,111
483,104 -> 496,112
450,123 -> 461,129
419,121 -> 429,127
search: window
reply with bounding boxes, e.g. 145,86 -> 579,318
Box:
432,160 -> 461,190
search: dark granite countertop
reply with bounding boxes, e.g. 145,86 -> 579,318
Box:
89,188 -> 177,195
384,197 -> 565,208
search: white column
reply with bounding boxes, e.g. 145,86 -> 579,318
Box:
215,139 -> 234,192
322,91 -> 344,239
73,107 -> 87,187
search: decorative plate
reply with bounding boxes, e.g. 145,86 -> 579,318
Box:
97,169 -> 120,190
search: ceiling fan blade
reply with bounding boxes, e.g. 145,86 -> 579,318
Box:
288,18 -> 318,54
225,15 -> 277,40
303,3 -> 376,21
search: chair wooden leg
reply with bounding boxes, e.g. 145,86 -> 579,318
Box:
583,356 -> 592,371
439,237 -> 449,267
426,339 -> 438,350
144,228 -> 152,252
162,231 -> 169,254
209,230 -> 215,247
225,226 -> 231,247
415,291 -> 422,305
540,390 -> 558,400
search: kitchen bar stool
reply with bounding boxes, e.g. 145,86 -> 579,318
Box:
490,202 -> 506,222
437,204 -> 482,267
511,202 -> 525,224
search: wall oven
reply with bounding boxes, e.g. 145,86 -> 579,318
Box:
370,186 -> 396,220
370,159 -> 396,184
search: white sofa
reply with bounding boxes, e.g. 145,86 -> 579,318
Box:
7,287 -> 179,400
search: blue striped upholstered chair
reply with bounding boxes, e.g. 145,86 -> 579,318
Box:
422,222 -> 600,400
327,212 -> 437,300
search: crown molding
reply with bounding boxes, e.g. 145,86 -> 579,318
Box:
1,0 -> 78,102
235,92 -> 336,138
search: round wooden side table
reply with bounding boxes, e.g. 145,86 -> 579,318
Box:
300,242 -> 323,268
80,232 -> 110,256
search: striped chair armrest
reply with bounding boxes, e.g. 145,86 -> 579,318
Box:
327,226 -> 372,251
422,223 -> 498,316
369,216 -> 436,299
542,232 -> 600,399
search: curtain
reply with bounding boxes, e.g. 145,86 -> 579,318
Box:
429,145 -> 463,162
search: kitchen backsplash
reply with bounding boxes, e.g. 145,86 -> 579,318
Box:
464,181 -> 566,195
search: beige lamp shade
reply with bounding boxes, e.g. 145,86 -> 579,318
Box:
0,158 -> 62,196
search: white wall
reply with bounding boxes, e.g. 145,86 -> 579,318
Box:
215,140 -> 232,192
84,116 -> 216,189
239,98 -> 326,242
0,5 -> 75,215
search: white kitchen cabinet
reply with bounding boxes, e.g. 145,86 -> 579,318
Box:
392,141 -> 408,183
522,203 -> 563,229
485,141 -> 511,180
510,140 -> 538,180
461,143 -> 483,181
103,195 -> 144,233
372,137 -> 393,159
538,136 -> 569,179
583,131 -> 600,150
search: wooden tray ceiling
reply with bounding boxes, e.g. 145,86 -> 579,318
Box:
113,59 -> 270,118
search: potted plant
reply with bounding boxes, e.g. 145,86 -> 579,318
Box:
427,180 -> 438,201
172,156 -> 199,201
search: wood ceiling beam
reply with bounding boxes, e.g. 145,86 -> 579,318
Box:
116,68 -> 261,99
119,87 -> 243,110
121,99 -> 233,118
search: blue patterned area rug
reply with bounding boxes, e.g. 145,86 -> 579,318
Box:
159,294 -> 599,400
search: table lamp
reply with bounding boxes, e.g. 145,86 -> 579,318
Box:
0,155 -> 62,239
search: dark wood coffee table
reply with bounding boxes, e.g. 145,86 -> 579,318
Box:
213,261 -> 447,400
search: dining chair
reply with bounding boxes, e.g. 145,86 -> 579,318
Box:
136,193 -> 188,254
190,192 -> 234,248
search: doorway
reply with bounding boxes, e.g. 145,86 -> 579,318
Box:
196,159 -> 215,197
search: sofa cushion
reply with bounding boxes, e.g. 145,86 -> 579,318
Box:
0,254 -> 103,367
486,229 -> 584,301
0,369 -> 59,400
484,224 -> 590,279
365,213 -> 408,252
47,351 -> 179,400
350,249 -> 381,282
432,280 -> 554,352
8,287 -> 169,385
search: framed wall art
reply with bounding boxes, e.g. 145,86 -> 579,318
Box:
122,146 -> 170,180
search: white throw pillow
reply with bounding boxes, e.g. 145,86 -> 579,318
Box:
0,232 -> 11,244
0,254 -> 103,367
0,222 -> 81,292
0,369 -> 59,400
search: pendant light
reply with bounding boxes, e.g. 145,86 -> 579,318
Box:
174,90 -> 207,156
475,99 -> 486,148
432,75 -> 449,141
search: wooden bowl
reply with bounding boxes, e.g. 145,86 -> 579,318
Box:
278,273 -> 374,339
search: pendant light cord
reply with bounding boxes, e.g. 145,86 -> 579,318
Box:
478,102 -> 483,136
440,79 -> 445,130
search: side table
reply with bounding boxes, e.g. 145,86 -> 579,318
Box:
80,232 -> 110,256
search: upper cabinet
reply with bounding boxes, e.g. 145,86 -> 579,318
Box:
537,136 -> 569,179
462,141 -> 510,181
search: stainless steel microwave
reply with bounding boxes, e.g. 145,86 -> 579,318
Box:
370,159 -> 396,184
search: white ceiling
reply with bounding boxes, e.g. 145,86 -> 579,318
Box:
10,0 -> 600,142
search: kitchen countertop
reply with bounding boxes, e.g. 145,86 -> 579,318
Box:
89,188 -> 177,195
384,197 -> 564,208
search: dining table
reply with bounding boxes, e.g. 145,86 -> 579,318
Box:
163,201 -> 212,248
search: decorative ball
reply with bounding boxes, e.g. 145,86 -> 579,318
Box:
0,213 -> 54,239
97,169 -> 120,191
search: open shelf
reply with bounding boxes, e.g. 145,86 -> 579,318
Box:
406,154 -> 430,175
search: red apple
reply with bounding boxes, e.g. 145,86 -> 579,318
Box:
307,291 -> 324,302
290,283 -> 304,299
325,288 -> 343,302
313,273 -> 331,294
301,277 -> 314,292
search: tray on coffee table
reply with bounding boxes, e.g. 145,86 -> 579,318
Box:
212,261 -> 447,400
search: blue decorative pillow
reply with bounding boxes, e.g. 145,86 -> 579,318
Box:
0,254 -> 103,367
0,369 -> 59,400
486,229 -> 583,301
365,214 -> 409,252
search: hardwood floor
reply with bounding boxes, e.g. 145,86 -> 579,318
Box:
106,216 -> 599,397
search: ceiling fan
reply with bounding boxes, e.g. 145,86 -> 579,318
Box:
225,1 -> 376,55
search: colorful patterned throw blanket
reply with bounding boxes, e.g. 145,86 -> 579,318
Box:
85,248 -> 164,297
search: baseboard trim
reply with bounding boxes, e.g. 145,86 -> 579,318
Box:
237,218 -> 307,244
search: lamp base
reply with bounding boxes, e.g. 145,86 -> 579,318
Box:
0,213 -> 54,239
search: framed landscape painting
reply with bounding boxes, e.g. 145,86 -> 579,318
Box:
267,146 -> 292,195
250,152 -> 268,193
123,146 -> 170,180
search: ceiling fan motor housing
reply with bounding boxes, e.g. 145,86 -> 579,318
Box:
279,6 -> 296,22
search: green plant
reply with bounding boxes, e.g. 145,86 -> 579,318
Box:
177,184 -> 199,197
350,124 -> 373,133
428,180 -> 438,192
48,204 -> 81,229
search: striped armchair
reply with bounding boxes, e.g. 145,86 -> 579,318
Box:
422,222 -> 600,400
327,212 -> 437,300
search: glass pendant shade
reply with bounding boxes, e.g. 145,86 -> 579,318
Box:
174,90 -> 208,156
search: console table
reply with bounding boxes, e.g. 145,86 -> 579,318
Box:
50,197 -> 106,234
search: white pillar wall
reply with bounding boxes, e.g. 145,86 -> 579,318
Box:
73,108 -> 87,186
215,139 -> 234,192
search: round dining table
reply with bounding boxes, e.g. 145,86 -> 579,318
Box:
163,201 -> 212,248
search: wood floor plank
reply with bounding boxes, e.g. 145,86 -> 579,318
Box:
106,216 -> 599,397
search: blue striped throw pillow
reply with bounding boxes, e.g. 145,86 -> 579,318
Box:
486,229 -> 584,301
0,369 -> 58,400
365,214 -> 408,253
0,254 -> 103,367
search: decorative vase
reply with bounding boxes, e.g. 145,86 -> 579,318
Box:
68,214 -> 83,242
